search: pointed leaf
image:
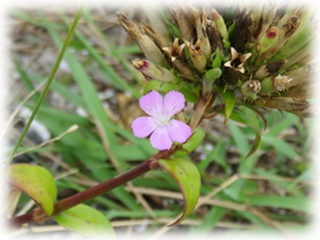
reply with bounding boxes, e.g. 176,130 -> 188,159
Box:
244,104 -> 268,131
143,80 -> 176,94
158,158 -> 201,226
179,86 -> 199,103
228,106 -> 261,158
204,68 -> 222,81
216,86 -> 236,123
174,128 -> 205,156
54,204 -> 116,238
143,80 -> 198,103
4,164 -> 57,215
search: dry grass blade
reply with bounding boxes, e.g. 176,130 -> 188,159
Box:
196,174 -> 240,209
13,125 -> 79,158
125,186 -> 248,211
249,207 -> 289,236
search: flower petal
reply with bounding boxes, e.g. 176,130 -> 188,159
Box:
139,90 -> 164,118
163,91 -> 185,118
150,125 -> 173,150
131,116 -> 158,138
167,120 -> 192,143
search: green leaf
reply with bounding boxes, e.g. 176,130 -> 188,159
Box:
174,128 -> 205,156
211,49 -> 223,68
228,106 -> 261,158
204,68 -> 222,81
54,204 -> 116,238
4,164 -> 57,215
158,158 -> 201,226
179,86 -> 199,103
216,86 -> 236,124
143,81 -> 199,103
143,80 -> 176,94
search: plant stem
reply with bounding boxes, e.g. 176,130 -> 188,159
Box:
7,159 -> 156,228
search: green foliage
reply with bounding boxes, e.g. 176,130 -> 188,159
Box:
175,127 -> 205,156
158,158 -> 201,226
4,164 -> 57,215
54,204 -> 116,238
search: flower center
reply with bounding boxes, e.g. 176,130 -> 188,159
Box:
157,114 -> 171,126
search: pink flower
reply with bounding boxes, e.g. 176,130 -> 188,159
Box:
132,90 -> 192,150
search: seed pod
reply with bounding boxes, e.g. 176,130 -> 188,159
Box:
260,75 -> 292,93
185,39 -> 207,72
192,8 -> 212,60
284,83 -> 316,99
132,59 -> 179,83
163,38 -> 199,81
252,1 -> 278,42
257,27 -> 279,55
286,64 -> 314,88
241,80 -> 261,99
254,59 -> 286,79
206,20 -> 223,51
253,96 -> 310,113
141,4 -> 171,40
117,13 -> 168,67
224,47 -> 252,74
229,10 -> 253,53
143,23 -> 171,49
259,14 -> 301,60
212,9 -> 228,40
270,23 -> 314,61
169,4 -> 196,42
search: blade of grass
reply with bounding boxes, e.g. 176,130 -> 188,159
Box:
5,8 -> 83,168
266,113 -> 297,137
235,210 -> 270,228
261,136 -> 300,161
193,206 -> 227,233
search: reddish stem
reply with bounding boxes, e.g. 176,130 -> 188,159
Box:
7,159 -> 156,228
